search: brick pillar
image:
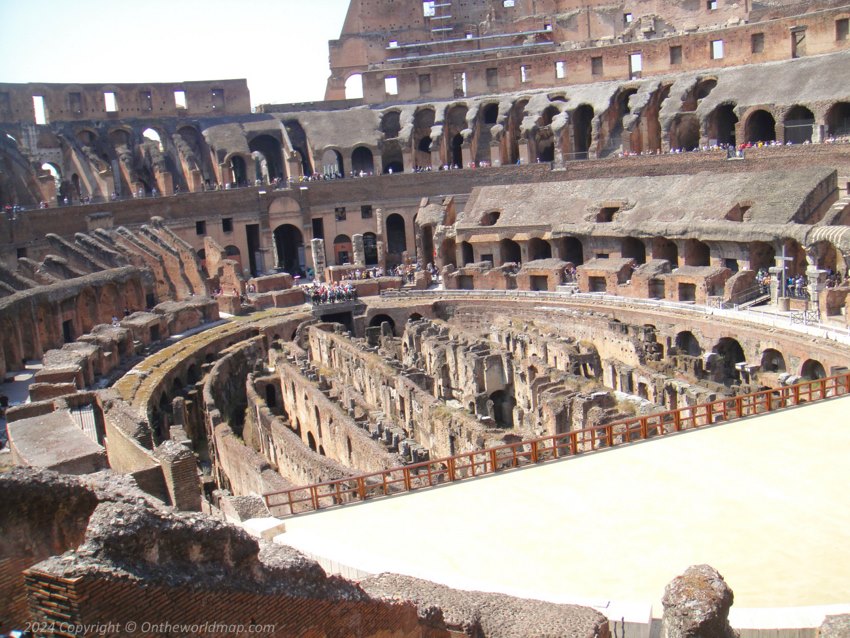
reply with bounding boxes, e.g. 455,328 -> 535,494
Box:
154,440 -> 201,511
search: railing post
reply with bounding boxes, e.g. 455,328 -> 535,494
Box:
793,384 -> 800,405
490,448 -> 498,472
357,476 -> 366,501
820,378 -> 827,399
531,440 -> 539,463
570,432 -> 578,455
765,391 -> 772,412
736,396 -> 743,418
640,417 -> 648,439
288,491 -> 295,517
674,411 -> 681,432
403,467 -> 411,491
606,425 -> 614,448
448,457 -> 456,481
310,486 -> 319,511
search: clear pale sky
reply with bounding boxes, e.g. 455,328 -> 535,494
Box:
0,0 -> 350,107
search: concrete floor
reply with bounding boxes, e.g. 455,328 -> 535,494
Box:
277,396 -> 850,615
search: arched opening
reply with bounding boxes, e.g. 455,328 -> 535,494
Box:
76,129 -> 97,145
381,142 -> 404,174
745,110 -> 776,144
314,407 -> 322,438
351,146 -> 374,175
284,120 -> 313,176
536,133 -> 554,162
809,240 -> 843,273
369,314 -> 395,335
461,241 -> 474,266
500,238 -> 521,265
363,232 -> 378,265
748,241 -> 775,272
142,127 -> 163,151
41,162 -> 62,194
489,390 -> 516,428
345,74 -> 363,99
558,237 -> 584,265
800,359 -> 826,380
451,133 -> 463,167
621,237 -> 646,265
528,238 -> 552,260
333,234 -> 352,265
540,105 -> 560,127
684,239 -> 711,267
760,349 -> 786,373
307,431 -> 317,452
321,149 -> 344,178
445,105 -> 468,167
709,103 -> 738,146
571,104 -> 594,159
413,108 -> 435,168
652,237 -> 679,267
507,99 -> 529,164
386,213 -> 407,258
224,245 -> 242,271
265,384 -> 277,408
421,224 -> 435,265
826,102 -> 850,138
712,337 -> 746,385
783,105 -> 815,144
439,237 -> 457,268
273,224 -> 305,275
229,155 -> 248,186
675,331 -> 702,356
482,103 -> 499,124
381,111 -> 401,138
248,134 -> 284,181
669,113 -> 700,151
408,313 -> 423,322
682,78 -> 717,111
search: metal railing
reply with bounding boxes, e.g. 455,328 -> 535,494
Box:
262,373 -> 850,518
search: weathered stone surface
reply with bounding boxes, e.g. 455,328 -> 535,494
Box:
661,564 -> 737,638
819,614 -> 850,638
361,573 -> 610,638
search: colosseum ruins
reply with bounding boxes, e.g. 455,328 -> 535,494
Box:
2,0 -> 850,636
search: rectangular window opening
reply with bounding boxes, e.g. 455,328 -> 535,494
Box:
624,12 -> 633,24
361,205 -> 373,219
384,76 -> 398,96
388,40 -> 399,48
503,0 -> 514,6
211,88 -> 225,110
423,1 -> 435,17
174,90 -> 187,109
591,56 -> 604,76
196,220 -> 206,235
555,61 -> 566,79
751,32 -> 765,53
104,92 -> 117,112
711,39 -> 724,60
222,217 -> 233,233
312,218 -> 325,240
453,71 -> 467,98
32,95 -> 47,125
140,90 -> 153,111
520,65 -> 531,83
629,52 -> 643,79
837,18 -> 849,41
707,0 -> 717,10
69,92 -> 82,114
335,207 -> 346,221
486,67 -> 499,89
670,45 -> 683,65
419,74 -> 432,94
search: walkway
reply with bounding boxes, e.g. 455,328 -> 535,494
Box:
276,395 -> 850,620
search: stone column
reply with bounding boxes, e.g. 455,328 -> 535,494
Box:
807,266 -> 827,316
311,238 -> 326,282
768,265 -> 783,305
352,233 -> 365,266
375,208 -> 386,270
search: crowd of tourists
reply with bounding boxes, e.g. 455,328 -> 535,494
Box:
307,282 -> 358,305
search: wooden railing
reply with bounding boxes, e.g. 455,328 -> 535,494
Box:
262,373 -> 850,518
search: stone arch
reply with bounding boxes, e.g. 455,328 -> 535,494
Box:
273,223 -> 305,274
445,104 -> 468,167
408,312 -> 423,322
224,245 -> 242,271
489,390 -> 515,428
707,102 -> 738,146
248,134 -> 284,181
571,104 -> 594,160
482,103 -> 499,125
363,232 -> 378,265
825,102 -> 850,138
141,127 -> 163,151
745,109 -> 777,144
76,287 -> 98,335
314,406 -> 322,439
321,148 -> 344,177
682,78 -> 717,111
652,237 -> 678,267
76,128 -> 98,145
528,238 -> 552,260
675,331 -> 702,356
669,113 -> 700,151
369,314 -> 395,335
439,236 -> 457,268
283,120 -> 313,176
506,99 -> 529,164
500,238 -> 521,265
800,359 -> 826,380
748,241 -> 775,271
557,237 -> 584,265
381,110 -> 401,138
621,237 -> 646,264
461,241 -> 474,266
683,239 -> 711,267
783,105 -> 815,144
413,107 -> 435,168
351,146 -> 374,175
344,74 -> 363,100
97,283 -> 121,324
108,127 -> 132,146
809,240 -> 843,273
712,337 -> 746,384
386,213 -> 407,258
307,431 -> 317,452
761,349 -> 786,373
381,141 -> 404,174
228,154 -> 249,186
333,234 -> 352,265
1,317 -> 22,373
781,238 -> 808,277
